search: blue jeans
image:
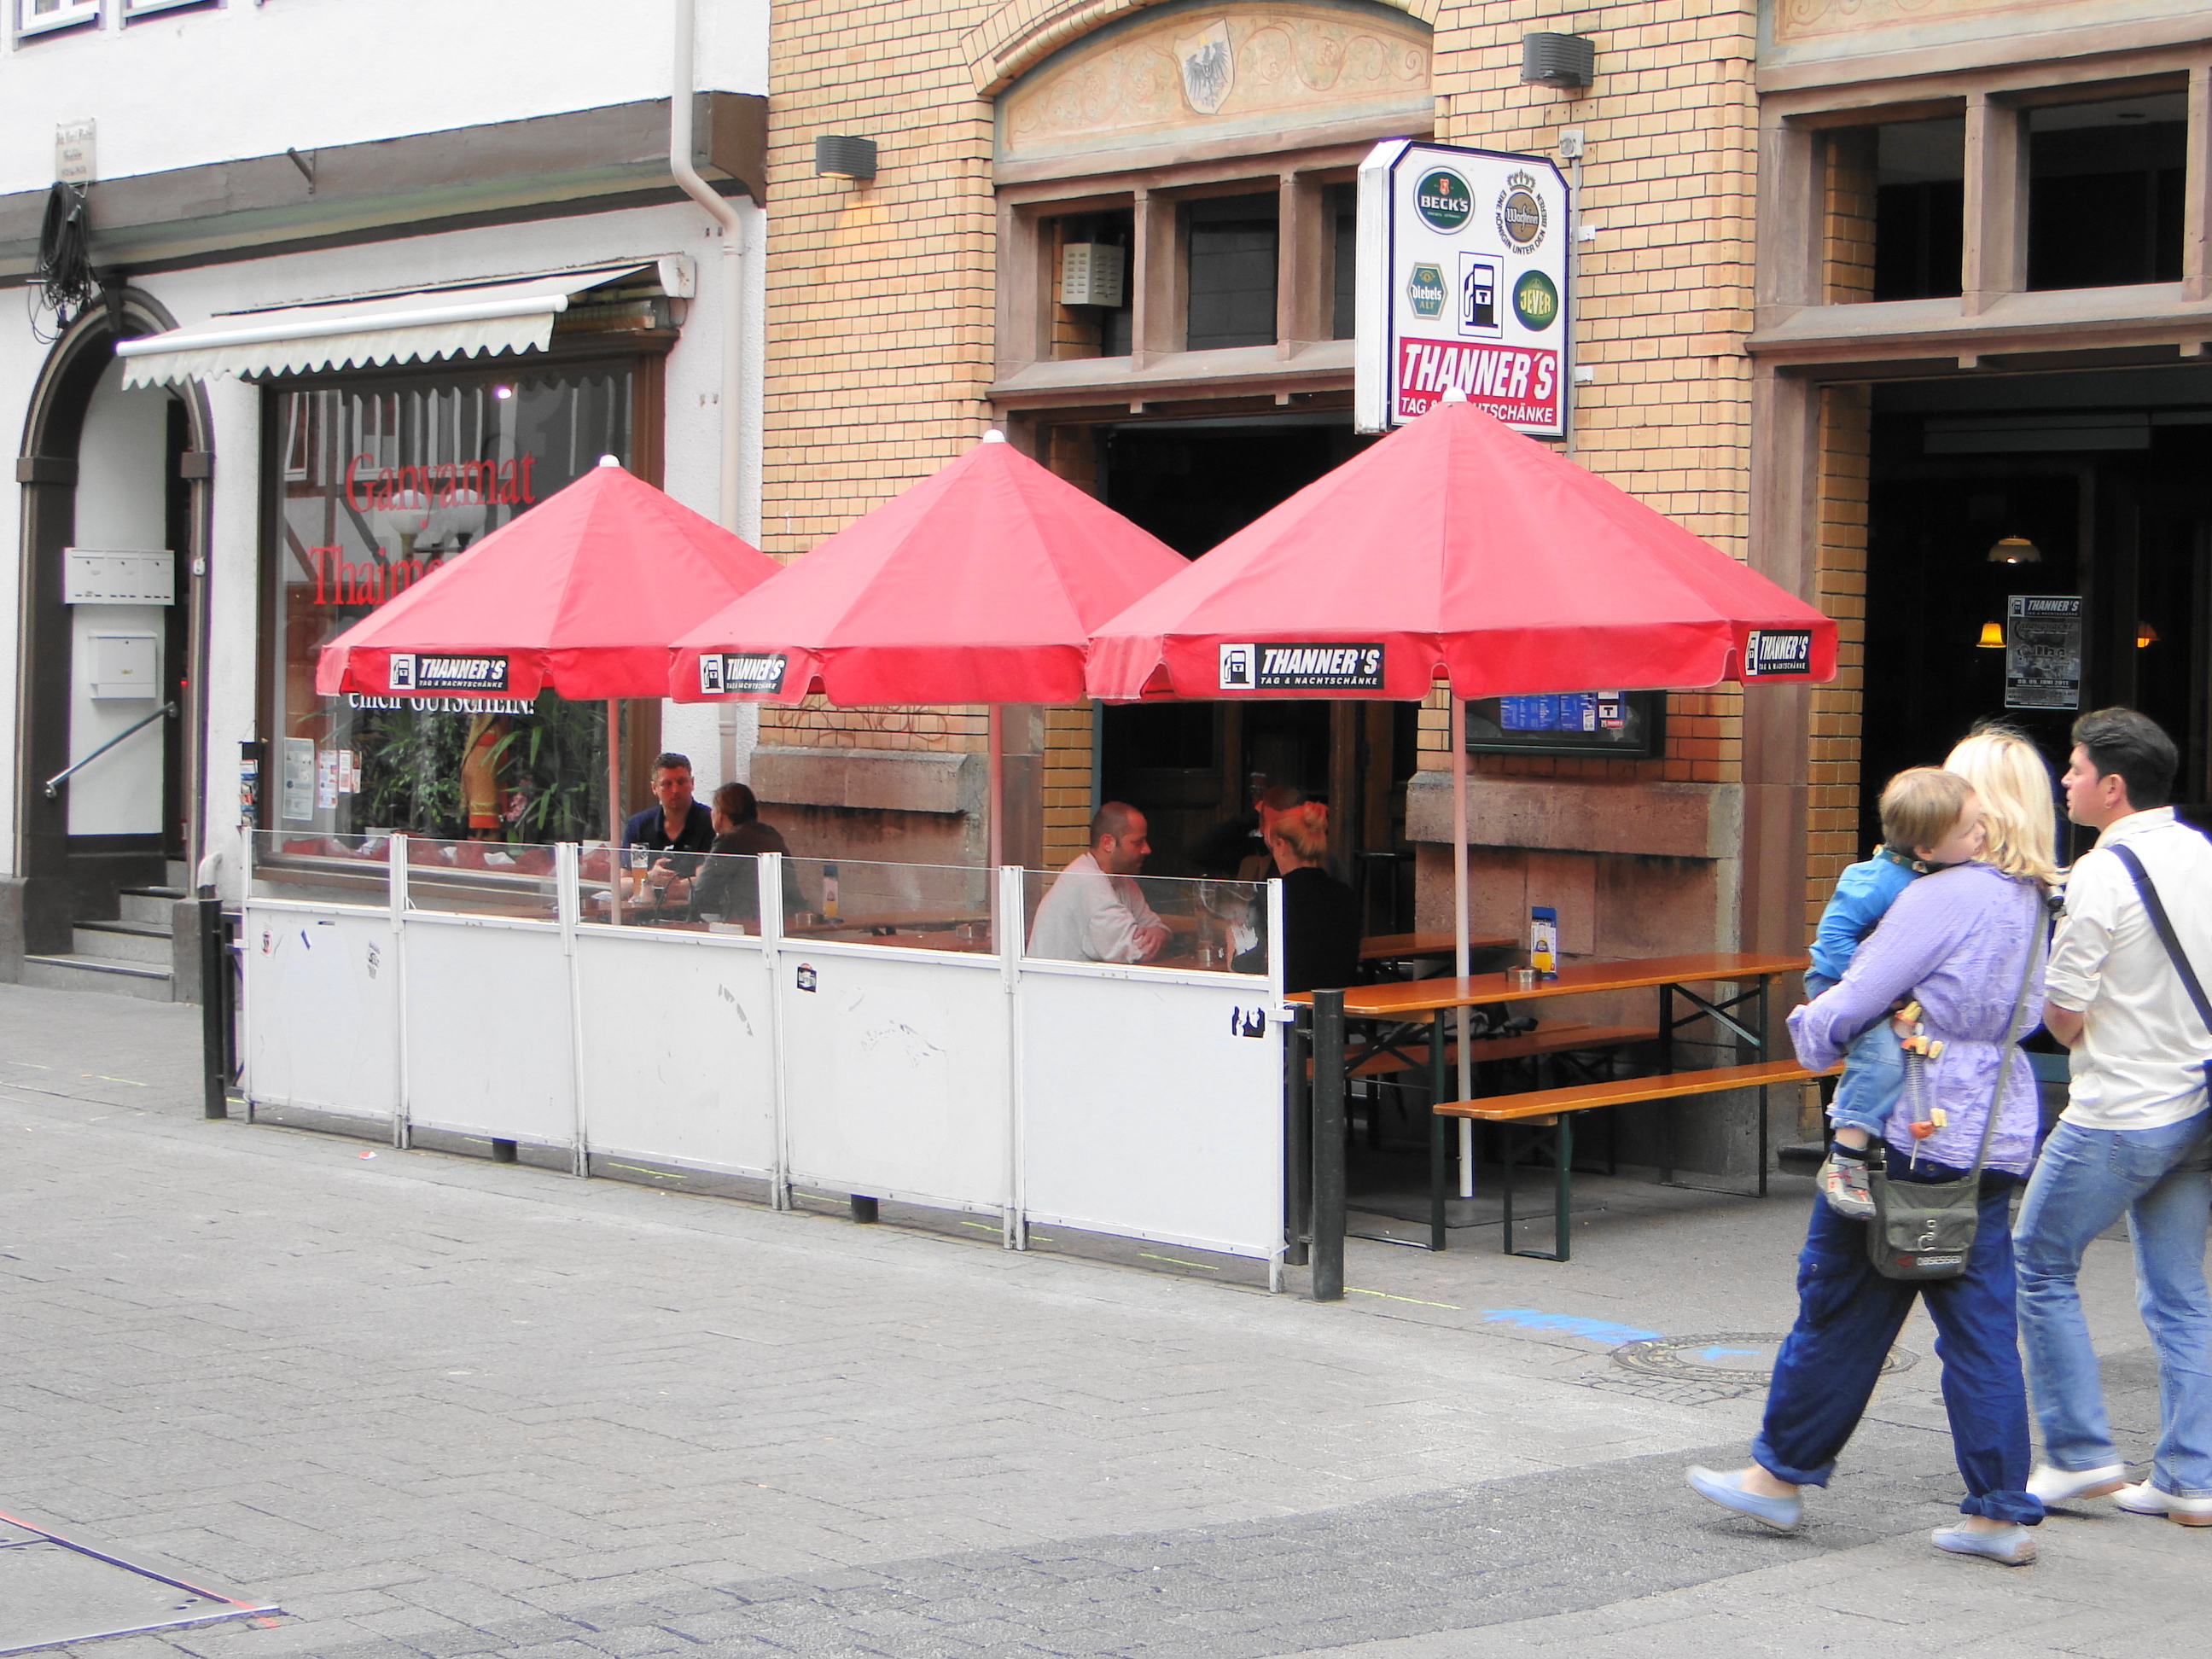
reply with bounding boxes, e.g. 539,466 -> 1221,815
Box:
1830,1018 -> 1905,1139
1755,1173 -> 2041,1523
2014,1111 -> 2212,1497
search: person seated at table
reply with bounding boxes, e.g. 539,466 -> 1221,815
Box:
620,752 -> 715,911
1234,800 -> 1361,992
1028,802 -> 1171,964
689,782 -> 801,925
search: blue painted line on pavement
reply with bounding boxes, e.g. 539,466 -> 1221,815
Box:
1480,1307 -> 1662,1344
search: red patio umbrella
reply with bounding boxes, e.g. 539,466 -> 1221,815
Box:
1086,392 -> 1837,1189
317,456 -> 779,853
669,431 -> 1189,866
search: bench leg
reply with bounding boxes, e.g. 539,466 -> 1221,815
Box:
1428,1008 -> 1448,1252
1500,1124 -> 1516,1255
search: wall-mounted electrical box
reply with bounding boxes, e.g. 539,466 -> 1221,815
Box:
65,548 -> 174,605
1059,243 -> 1126,309
89,632 -> 159,699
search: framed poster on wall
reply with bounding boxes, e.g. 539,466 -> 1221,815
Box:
1463,690 -> 1663,758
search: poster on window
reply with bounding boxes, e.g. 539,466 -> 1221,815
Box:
2004,595 -> 2083,711
1354,139 -> 1571,438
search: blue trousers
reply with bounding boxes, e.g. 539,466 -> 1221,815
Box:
1754,1173 -> 2043,1524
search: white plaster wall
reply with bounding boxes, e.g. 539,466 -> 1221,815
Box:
0,0 -> 769,193
93,196 -> 771,897
66,358 -> 171,835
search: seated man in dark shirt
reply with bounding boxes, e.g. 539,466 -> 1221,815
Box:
620,751 -> 716,912
690,782 -> 803,925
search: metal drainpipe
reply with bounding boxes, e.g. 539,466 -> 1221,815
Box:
671,0 -> 750,781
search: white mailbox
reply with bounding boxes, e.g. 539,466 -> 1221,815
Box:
89,632 -> 159,699
65,549 -> 174,606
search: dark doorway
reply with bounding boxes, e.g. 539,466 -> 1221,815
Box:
1866,372 -> 2212,858
1089,415 -> 1415,925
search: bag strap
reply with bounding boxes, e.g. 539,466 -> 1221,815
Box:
1959,886 -> 2048,1181
2110,842 -> 2212,1043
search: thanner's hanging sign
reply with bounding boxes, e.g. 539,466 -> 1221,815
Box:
1354,139 -> 1571,439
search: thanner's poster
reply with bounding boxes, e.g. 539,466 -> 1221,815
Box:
2005,596 -> 2082,711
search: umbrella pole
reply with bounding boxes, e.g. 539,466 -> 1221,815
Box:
987,704 -> 1004,872
607,699 -> 623,928
1452,695 -> 1473,1201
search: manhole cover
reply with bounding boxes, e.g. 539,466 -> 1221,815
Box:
1612,1332 -> 1917,1386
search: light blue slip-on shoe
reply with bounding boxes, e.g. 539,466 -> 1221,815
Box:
1932,1522 -> 2036,1565
1685,1465 -> 1802,1532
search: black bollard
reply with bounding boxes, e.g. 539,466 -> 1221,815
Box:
199,899 -> 228,1121
1283,1006 -> 1311,1268
1310,988 -> 1347,1301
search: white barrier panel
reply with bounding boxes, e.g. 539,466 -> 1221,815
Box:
402,917 -> 575,1144
575,928 -> 777,1178
242,902 -> 398,1125
1019,968 -> 1284,1259
777,946 -> 1010,1214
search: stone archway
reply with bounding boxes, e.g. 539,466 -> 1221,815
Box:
963,0 -> 1437,95
9,289 -> 213,981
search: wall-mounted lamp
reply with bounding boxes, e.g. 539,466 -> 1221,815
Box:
1987,535 -> 2041,565
492,384 -> 514,401
1977,621 -> 2006,649
2138,622 -> 2161,648
814,135 -> 878,182
1522,33 -> 1597,89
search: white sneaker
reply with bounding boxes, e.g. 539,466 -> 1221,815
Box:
2116,1481 -> 2212,1526
2027,1463 -> 2128,1505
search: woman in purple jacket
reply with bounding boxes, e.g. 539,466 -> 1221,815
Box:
1686,770 -> 2052,1565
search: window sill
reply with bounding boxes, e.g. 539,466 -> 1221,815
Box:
1749,282 -> 2212,364
989,338 -> 1353,409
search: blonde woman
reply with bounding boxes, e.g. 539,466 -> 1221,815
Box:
1249,800 -> 1361,993
1946,724 -> 2064,890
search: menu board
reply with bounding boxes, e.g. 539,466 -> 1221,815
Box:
1464,690 -> 1662,757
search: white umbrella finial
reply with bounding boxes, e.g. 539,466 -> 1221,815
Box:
597,454 -> 623,469
981,430 -> 1007,444
1441,387 -> 1469,405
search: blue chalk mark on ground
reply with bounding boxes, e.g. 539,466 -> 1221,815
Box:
1697,1346 -> 1763,1362
1481,1308 -> 1662,1345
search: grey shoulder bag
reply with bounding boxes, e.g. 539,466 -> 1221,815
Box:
1865,894 -> 2045,1283
2109,842 -> 2212,1096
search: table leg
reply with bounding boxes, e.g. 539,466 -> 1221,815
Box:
1310,988 -> 1347,1302
1757,975 -> 1772,1198
1429,1009 -> 1449,1251
1500,1123 -> 1517,1255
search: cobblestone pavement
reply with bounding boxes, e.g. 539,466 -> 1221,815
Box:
0,982 -> 2198,1659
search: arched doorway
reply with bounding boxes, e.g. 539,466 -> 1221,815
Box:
11,292 -> 211,990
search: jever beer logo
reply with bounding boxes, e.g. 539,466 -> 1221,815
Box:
1512,270 -> 1559,331
1415,169 -> 1473,232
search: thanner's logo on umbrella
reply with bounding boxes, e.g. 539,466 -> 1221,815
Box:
388,652 -> 509,692
1220,643 -> 1385,691
1743,629 -> 1813,678
699,652 -> 789,696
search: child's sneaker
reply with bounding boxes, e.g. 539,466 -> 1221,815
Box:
1818,1144 -> 1877,1220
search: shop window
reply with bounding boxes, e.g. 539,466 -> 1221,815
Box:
1326,183 -> 1358,340
265,365 -> 632,845
18,0 -> 101,36
1824,117 -> 1964,302
2028,91 -> 2186,291
1183,194 -> 1278,351
1045,208 -> 1132,360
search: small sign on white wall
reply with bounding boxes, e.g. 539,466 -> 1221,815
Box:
64,549 -> 173,605
54,116 -> 96,183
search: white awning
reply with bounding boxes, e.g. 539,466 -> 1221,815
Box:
115,265 -> 651,388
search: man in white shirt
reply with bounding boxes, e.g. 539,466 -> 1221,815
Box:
2015,708 -> 2212,1522
1027,802 -> 1171,965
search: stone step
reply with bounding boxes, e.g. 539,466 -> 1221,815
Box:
119,888 -> 184,926
20,953 -> 173,1001
73,919 -> 173,965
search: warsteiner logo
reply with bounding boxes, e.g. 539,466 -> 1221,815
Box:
1496,170 -> 1548,252
1221,643 -> 1386,691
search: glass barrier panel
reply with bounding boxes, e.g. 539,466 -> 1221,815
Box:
778,858 -> 993,954
399,839 -> 565,919
1022,868 -> 1268,976
247,829 -> 403,906
578,847 -> 761,933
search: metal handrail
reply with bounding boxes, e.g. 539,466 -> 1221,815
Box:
44,701 -> 178,798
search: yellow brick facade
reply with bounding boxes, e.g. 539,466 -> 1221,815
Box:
762,0 -> 1793,901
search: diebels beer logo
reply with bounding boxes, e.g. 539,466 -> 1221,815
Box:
1743,629 -> 1814,678
1496,170 -> 1548,253
1220,642 -> 1386,692
1414,168 -> 1473,232
1406,263 -> 1447,318
1512,270 -> 1559,331
388,653 -> 509,693
698,652 -> 789,696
